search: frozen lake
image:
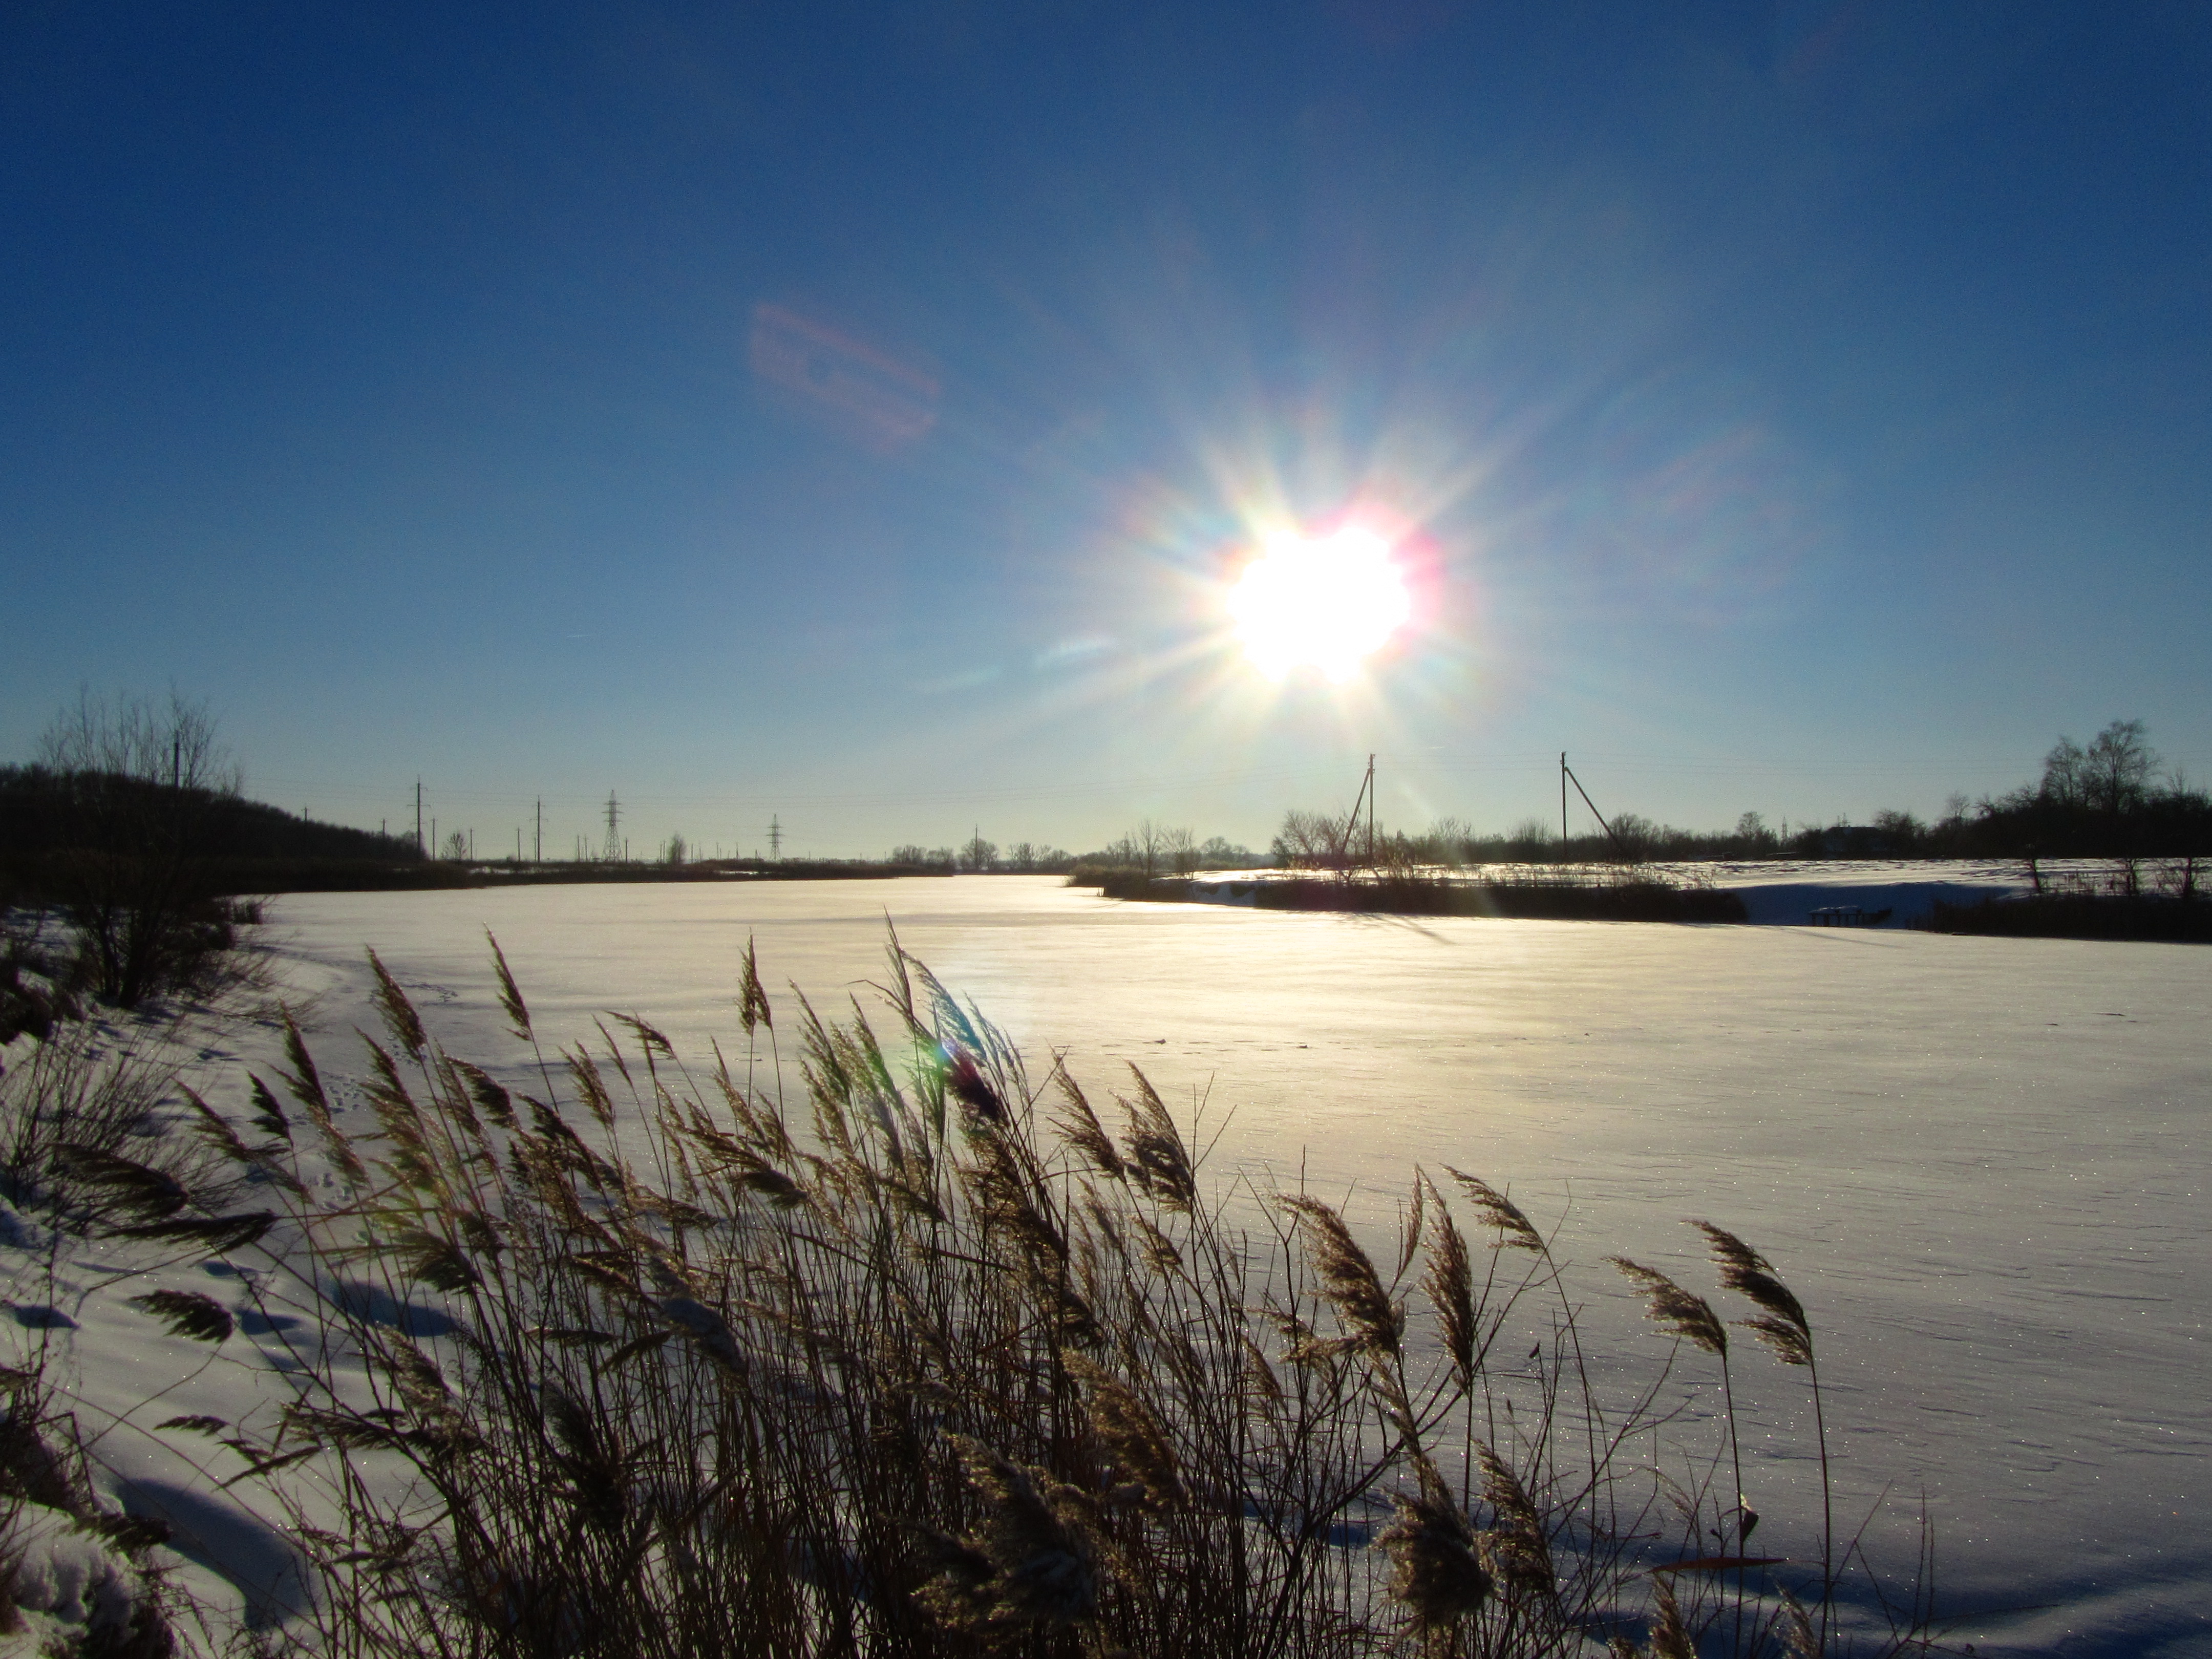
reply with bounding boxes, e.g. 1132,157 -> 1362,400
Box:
257,875 -> 2209,1655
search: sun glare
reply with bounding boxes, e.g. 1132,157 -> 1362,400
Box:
1229,526 -> 1412,681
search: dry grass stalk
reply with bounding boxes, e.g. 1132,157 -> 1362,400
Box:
1277,1194 -> 1402,1360
1475,1441 -> 1558,1604
68,931 -> 1930,1659
1376,1457 -> 1491,1630
486,927 -> 532,1040
1689,1219 -> 1811,1366
1419,1172 -> 1477,1387
1445,1166 -> 1547,1253
1610,1258 -> 1728,1356
917,1434 -> 1102,1634
1117,1067 -> 1196,1213
365,947 -> 427,1057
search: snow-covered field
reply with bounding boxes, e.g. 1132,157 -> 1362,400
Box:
12,874 -> 2207,1655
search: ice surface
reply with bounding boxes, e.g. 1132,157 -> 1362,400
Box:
13,874 -> 2206,1654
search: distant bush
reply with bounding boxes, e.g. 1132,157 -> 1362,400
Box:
1919,889 -> 2211,943
1078,869 -> 1749,924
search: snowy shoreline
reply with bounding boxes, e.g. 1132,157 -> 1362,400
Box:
8,875 -> 2207,1655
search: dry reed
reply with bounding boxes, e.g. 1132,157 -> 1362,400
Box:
6,931 -> 1942,1657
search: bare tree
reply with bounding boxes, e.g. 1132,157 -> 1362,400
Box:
1424,816 -> 1473,866
1503,817 -> 1555,863
1270,809 -> 1353,870
1132,820 -> 1164,879
2080,719 -> 2159,815
959,830 -> 998,873
37,686 -> 241,796
29,689 -> 250,1006
1162,825 -> 1198,875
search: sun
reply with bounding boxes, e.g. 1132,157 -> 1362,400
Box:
1228,525 -> 1412,681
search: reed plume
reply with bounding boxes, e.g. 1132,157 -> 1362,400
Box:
1376,1457 -> 1491,1630
1688,1220 -> 1810,1366
1446,1166 -> 1546,1253
917,1434 -> 1102,1634
1277,1194 -> 1402,1360
1610,1258 -> 1727,1356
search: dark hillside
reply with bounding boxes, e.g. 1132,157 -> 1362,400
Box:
0,765 -> 418,864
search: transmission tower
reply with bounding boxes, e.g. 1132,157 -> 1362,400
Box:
602,792 -> 622,862
769,815 -> 783,860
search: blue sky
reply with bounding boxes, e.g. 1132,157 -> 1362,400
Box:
5,2 -> 2207,857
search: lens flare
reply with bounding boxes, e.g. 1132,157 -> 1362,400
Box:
1228,526 -> 1412,681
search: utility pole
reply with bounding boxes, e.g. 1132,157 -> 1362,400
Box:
1338,753 -> 1377,868
1560,753 -> 1569,858
1367,753 -> 1376,866
769,815 -> 783,860
535,797 -> 543,864
1560,754 -> 1627,861
416,778 -> 424,854
602,792 -> 622,863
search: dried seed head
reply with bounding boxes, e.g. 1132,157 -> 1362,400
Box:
1740,1314 -> 1813,1368
1377,1464 -> 1491,1630
485,930 -> 531,1041
53,1144 -> 187,1224
542,1389 -> 627,1533
566,1050 -> 615,1131
1052,1069 -> 1123,1179
1445,1167 -> 1546,1253
942,1044 -> 1005,1122
1475,1442 -> 1555,1601
1646,1580 -> 1694,1659
1117,1069 -> 1196,1214
919,1435 -> 1100,1633
1064,1352 -> 1186,1511
366,949 -> 428,1057
1778,1588 -> 1818,1658
1610,1258 -> 1728,1356
1130,1213 -> 1181,1275
1688,1220 -> 1813,1364
246,1074 -> 292,1141
1421,1175 -> 1477,1384
280,1009 -> 366,1193
1279,1194 -> 1402,1358
738,935 -> 773,1034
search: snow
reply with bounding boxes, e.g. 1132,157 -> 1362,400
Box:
1,1501 -> 146,1656
9,872 -> 2207,1654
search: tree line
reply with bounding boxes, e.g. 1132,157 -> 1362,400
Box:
889,822 -> 1262,876
1269,720 -> 2210,868
3,691 -> 419,1012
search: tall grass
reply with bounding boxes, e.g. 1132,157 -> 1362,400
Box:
22,934 -> 1934,1655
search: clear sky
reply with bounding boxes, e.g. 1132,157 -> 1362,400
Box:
5,2 -> 2208,859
